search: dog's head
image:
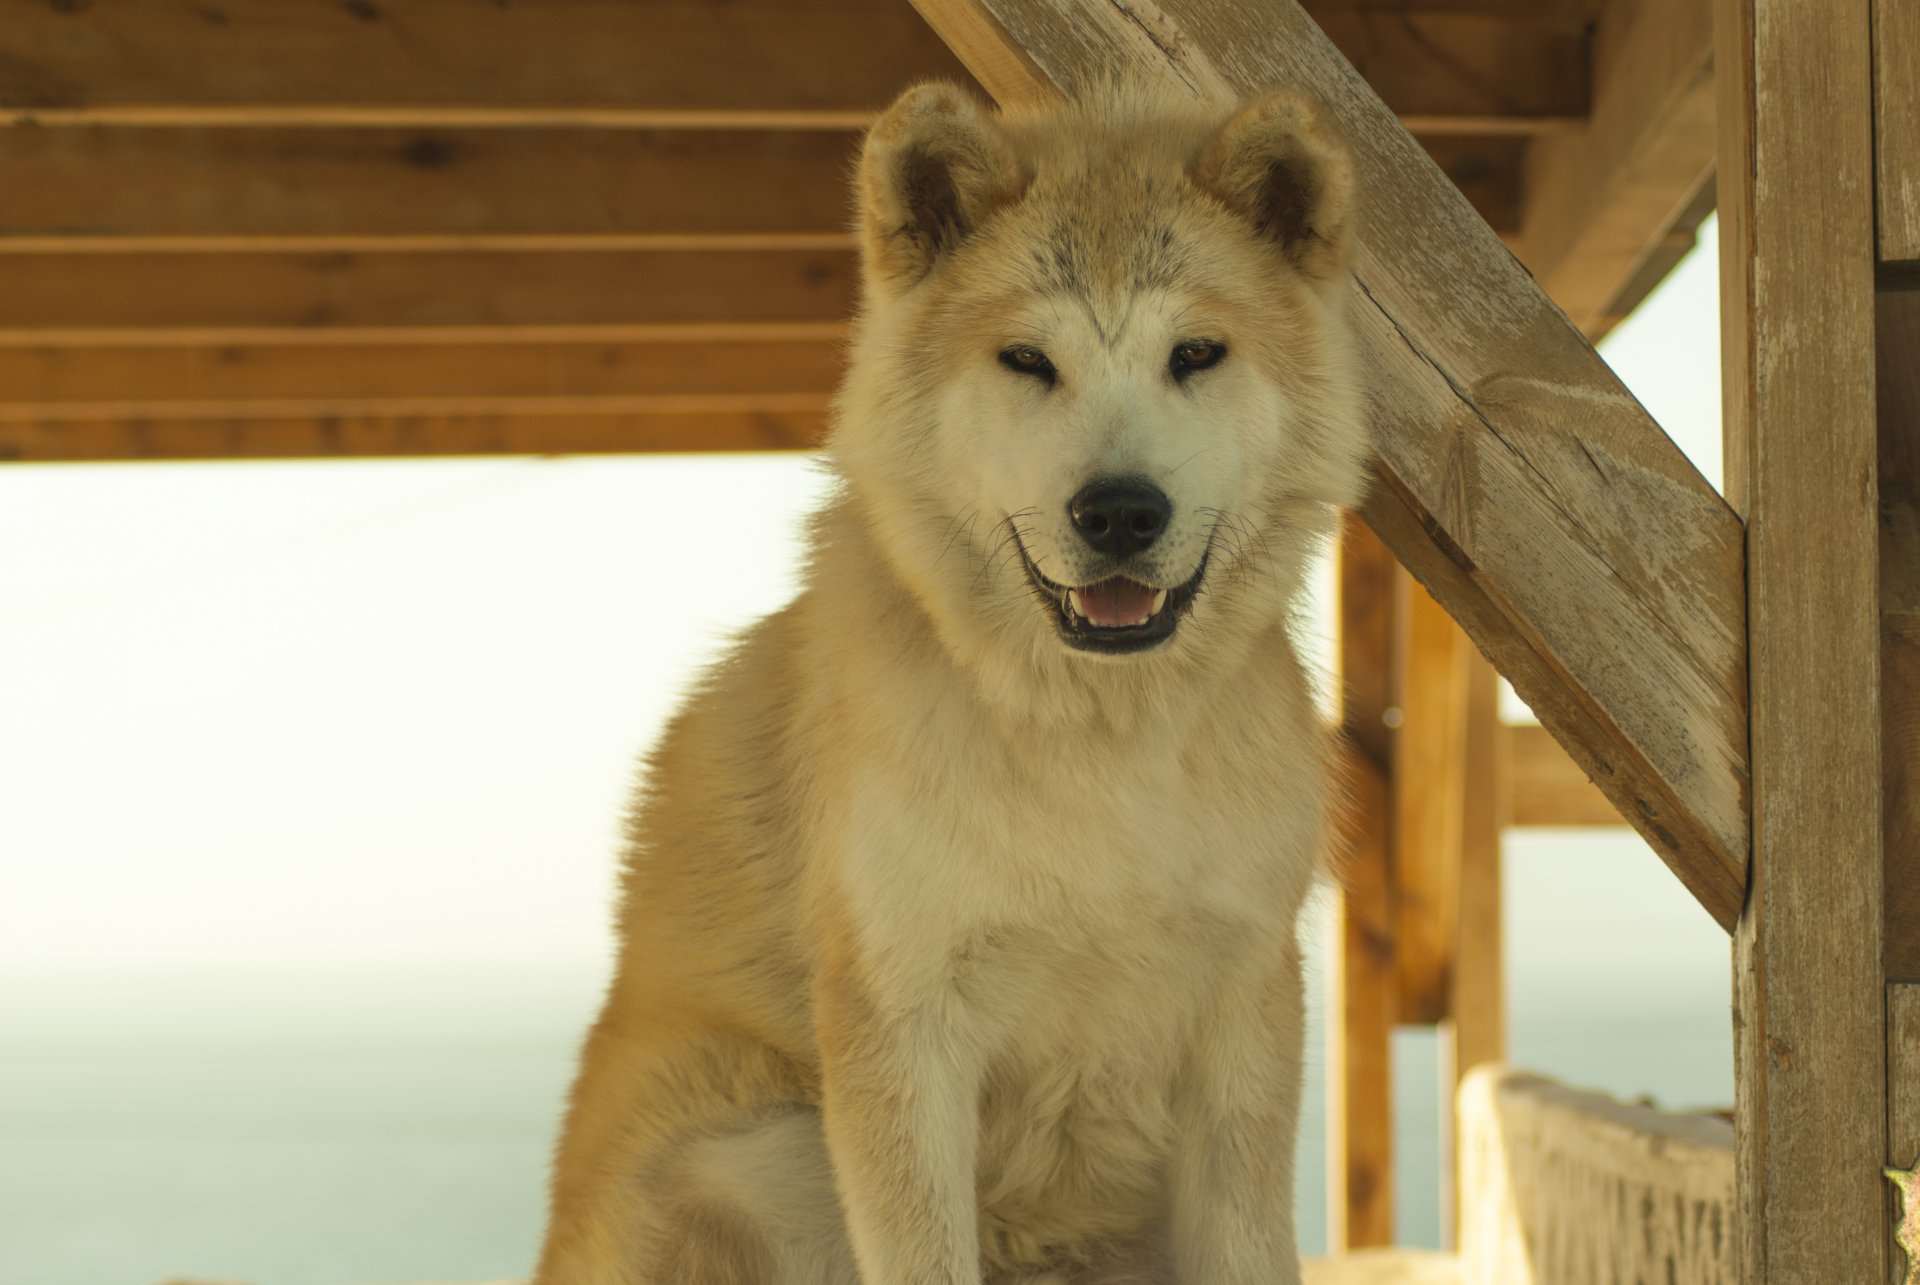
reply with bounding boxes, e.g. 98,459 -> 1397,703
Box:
832,83 -> 1368,684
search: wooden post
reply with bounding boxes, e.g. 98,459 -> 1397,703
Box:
1717,0 -> 1887,1279
1442,650 -> 1505,1244
1393,581 -> 1470,1029
1330,515 -> 1398,1250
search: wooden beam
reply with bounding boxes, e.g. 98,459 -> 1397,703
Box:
0,126 -> 1526,250
0,0 -> 976,129
907,0 -> 1749,929
0,0 -> 1585,134
0,127 -> 862,247
1883,287 -> 1920,982
0,249 -> 858,334
1330,516 -> 1399,1252
1501,723 -> 1623,827
1394,581 -> 1470,1026
1877,0 -> 1920,264
1443,649 -> 1505,1245
0,340 -> 844,406
1718,0 -> 1888,1278
1511,0 -> 1717,338
0,410 -> 829,462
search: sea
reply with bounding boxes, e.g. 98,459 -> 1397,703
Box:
1,834 -> 1735,1285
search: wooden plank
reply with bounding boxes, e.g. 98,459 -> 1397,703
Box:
1893,987 -> 1920,1284
0,249 -> 858,333
1444,649 -> 1505,1245
0,340 -> 845,405
1502,723 -> 1623,827
908,0 -> 1750,929
1877,0 -> 1920,263
1511,0 -> 1717,337
0,127 -> 862,246
1394,581 -> 1470,1026
1330,516 -> 1398,1251
1883,287 -> 1920,981
0,0 -> 977,127
0,410 -> 829,462
0,0 -> 1586,133
1718,0 -> 1888,1278
0,126 -> 1525,249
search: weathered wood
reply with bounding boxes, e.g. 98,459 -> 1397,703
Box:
1877,0 -> 1920,263
0,127 -> 1524,249
1395,581 -> 1469,1026
0,0 -> 976,128
1511,0 -> 1716,337
908,0 -> 1749,928
1501,723 -> 1622,827
0,127 -> 863,246
0,249 -> 857,333
1457,1067 -> 1735,1284
0,0 -> 1586,133
1882,287 -> 1920,981
0,409 -> 829,462
1443,650 -> 1505,1244
1893,987 -> 1920,1284
0,340 -> 845,405
1719,0 -> 1888,1279
1331,517 -> 1399,1251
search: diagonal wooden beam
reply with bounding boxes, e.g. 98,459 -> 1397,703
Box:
910,0 -> 1750,930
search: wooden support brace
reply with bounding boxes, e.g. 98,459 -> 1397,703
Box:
909,0 -> 1751,931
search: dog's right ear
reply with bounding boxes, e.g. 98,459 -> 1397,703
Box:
858,83 -> 1024,296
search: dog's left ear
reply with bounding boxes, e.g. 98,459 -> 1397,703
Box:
1191,91 -> 1355,286
858,82 -> 1025,296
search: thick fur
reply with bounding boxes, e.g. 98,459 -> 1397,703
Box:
535,82 -> 1368,1285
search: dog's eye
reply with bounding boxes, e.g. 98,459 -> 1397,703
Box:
998,346 -> 1057,385
1170,340 -> 1226,380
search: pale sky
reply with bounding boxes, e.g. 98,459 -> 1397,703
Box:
0,219 -> 1729,1036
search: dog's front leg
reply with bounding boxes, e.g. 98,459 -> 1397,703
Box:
1168,952 -> 1306,1285
817,962 -> 981,1285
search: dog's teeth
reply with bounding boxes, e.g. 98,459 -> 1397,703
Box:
1067,589 -> 1086,619
1151,589 -> 1168,615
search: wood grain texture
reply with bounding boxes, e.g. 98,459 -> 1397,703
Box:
0,409 -> 828,461
1501,723 -> 1624,827
908,0 -> 1750,929
0,0 -> 978,126
1395,581 -> 1469,1026
0,125 -> 1525,250
0,127 -> 863,245
0,0 -> 1585,132
1877,0 -> 1920,263
1719,0 -> 1889,1280
1882,287 -> 1920,981
1511,0 -> 1716,337
1893,986 -> 1920,1284
1444,650 -> 1505,1244
1330,516 -> 1399,1251
0,340 -> 845,406
0,249 -> 857,333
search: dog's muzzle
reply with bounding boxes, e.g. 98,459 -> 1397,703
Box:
1014,535 -> 1208,655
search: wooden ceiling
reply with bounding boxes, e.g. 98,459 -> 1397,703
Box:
0,0 -> 1714,462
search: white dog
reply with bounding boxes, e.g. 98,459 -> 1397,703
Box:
535,80 -> 1368,1285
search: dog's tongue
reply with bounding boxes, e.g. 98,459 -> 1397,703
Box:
1073,578 -> 1157,628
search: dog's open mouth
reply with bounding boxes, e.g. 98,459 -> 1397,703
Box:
1014,538 -> 1207,654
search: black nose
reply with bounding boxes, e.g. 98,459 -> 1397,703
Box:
1068,478 -> 1172,557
